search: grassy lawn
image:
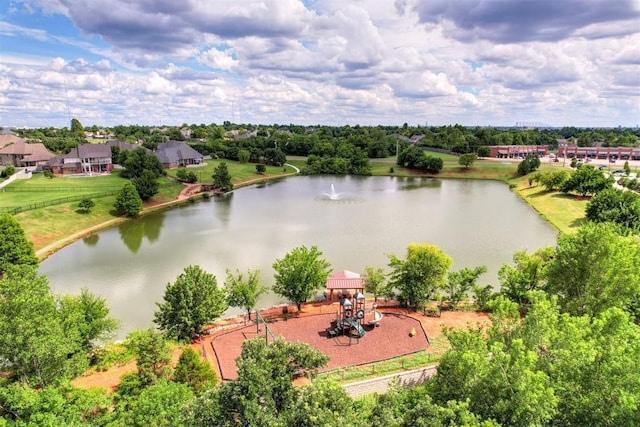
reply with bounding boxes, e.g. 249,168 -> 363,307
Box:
13,173 -> 184,253
164,160 -> 299,187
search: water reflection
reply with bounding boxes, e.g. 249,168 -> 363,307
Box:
83,234 -> 99,246
116,212 -> 166,254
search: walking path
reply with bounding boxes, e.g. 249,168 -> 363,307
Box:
342,365 -> 438,398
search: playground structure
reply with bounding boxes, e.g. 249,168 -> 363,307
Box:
326,292 -> 383,343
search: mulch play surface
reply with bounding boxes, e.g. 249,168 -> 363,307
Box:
211,311 -> 429,380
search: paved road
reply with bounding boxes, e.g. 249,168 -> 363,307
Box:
342,365 -> 437,398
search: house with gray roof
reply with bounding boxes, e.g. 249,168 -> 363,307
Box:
154,140 -> 204,169
47,143 -> 113,175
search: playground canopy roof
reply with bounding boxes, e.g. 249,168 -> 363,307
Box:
325,270 -> 365,290
325,270 -> 365,301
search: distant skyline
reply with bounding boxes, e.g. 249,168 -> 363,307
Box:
1,0 -> 639,128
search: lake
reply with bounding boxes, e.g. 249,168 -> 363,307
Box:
40,175 -> 558,338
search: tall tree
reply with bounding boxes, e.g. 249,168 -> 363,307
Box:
431,295 -> 558,426
216,337 -> 329,425
114,182 -> 143,217
120,147 -> 164,179
585,188 -> 640,233
0,265 -> 74,387
212,162 -> 233,192
225,268 -> 268,321
0,213 -> 38,277
57,288 -> 119,352
387,243 -> 452,308
362,266 -> 386,302
560,164 -> 612,196
545,222 -> 640,318
132,169 -> 159,201
70,118 -> 84,138
154,265 -> 227,342
445,265 -> 487,308
272,245 -> 331,311
498,247 -> 554,306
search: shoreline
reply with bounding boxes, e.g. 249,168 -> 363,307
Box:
34,166 -> 563,262
35,169 -> 299,261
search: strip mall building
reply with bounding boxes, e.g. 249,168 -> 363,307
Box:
558,144 -> 640,161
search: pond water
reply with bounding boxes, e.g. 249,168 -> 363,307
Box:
40,176 -> 558,338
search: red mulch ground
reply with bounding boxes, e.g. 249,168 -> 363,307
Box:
211,311 -> 429,380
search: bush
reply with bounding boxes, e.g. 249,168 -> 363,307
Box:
43,169 -> 54,178
78,197 -> 95,213
1,165 -> 16,178
176,168 -> 198,183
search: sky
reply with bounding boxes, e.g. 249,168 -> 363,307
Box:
1,0 -> 639,128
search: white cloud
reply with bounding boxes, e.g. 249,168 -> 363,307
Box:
1,0 -> 638,127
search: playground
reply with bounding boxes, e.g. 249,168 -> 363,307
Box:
210,304 -> 429,380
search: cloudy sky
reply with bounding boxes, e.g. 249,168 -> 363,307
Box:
1,0 -> 639,128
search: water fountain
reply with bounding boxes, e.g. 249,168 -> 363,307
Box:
317,184 -> 363,203
326,184 -> 343,200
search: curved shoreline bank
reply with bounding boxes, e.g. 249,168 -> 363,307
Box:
35,169 -> 299,261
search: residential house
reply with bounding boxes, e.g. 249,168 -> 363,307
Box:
154,140 -> 204,168
0,138 -> 55,169
47,143 -> 113,175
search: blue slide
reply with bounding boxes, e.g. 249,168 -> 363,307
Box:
346,318 -> 365,337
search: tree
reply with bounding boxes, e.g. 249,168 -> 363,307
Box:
57,288 -> 118,352
121,147 -> 164,179
458,153 -> 477,169
544,222 -> 640,318
561,164 -> 612,196
219,337 -> 329,425
387,243 -> 452,308
431,295 -> 558,426
362,266 -> 386,302
537,169 -> 569,191
173,347 -> 217,395
154,265 -> 228,342
225,268 -> 267,321
445,266 -> 487,308
0,265 -> 74,387
498,247 -> 554,306
126,329 -> 171,386
124,380 -> 194,427
624,160 -> 631,175
70,118 -> 84,138
476,146 -> 491,158
77,197 -> 95,213
0,213 -> 38,277
132,169 -> 159,200
517,154 -> 540,175
114,182 -> 143,217
585,188 -> 640,233
212,162 -> 233,192
272,245 -> 331,311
